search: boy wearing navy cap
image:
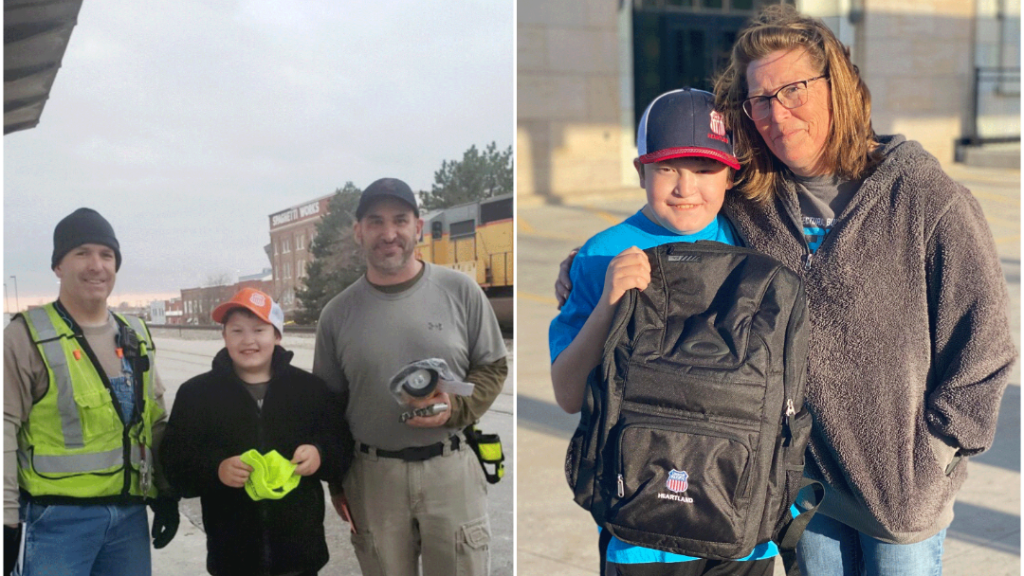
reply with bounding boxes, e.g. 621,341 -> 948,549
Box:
549,88 -> 777,576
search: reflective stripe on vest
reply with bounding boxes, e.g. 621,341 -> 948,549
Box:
20,444 -> 150,475
30,447 -> 123,474
24,307 -> 85,449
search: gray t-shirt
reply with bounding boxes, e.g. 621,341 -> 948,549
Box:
244,381 -> 269,409
794,173 -> 861,253
313,263 -> 507,450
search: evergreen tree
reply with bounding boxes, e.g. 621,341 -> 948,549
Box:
421,142 -> 512,210
295,182 -> 365,324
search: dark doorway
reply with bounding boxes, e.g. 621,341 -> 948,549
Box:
632,0 -> 793,129
633,12 -> 747,127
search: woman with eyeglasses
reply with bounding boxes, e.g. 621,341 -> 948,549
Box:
707,5 -> 1015,576
554,5 -> 1014,576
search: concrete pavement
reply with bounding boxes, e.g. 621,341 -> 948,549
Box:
515,163 -> 1021,576
148,330 -> 515,576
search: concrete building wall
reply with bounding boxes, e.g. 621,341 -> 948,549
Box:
852,0 -> 975,163
517,0 -> 630,205
149,300 -> 166,325
517,0 -> 1018,205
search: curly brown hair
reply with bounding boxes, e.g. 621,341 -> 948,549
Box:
713,4 -> 882,203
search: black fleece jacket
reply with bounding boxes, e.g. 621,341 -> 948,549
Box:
723,135 -> 1016,543
160,346 -> 349,576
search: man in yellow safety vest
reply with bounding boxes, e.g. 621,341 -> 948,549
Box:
4,208 -> 179,576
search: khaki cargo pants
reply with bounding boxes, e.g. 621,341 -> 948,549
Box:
343,440 -> 491,576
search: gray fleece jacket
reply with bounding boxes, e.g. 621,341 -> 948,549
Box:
723,135 -> 1016,544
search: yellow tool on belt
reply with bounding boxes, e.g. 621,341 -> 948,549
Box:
463,425 -> 505,484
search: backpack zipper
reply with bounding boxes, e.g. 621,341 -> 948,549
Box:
783,399 -> 796,445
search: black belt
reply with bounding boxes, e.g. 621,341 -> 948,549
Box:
358,435 -> 461,462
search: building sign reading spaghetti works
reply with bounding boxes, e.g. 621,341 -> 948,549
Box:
268,197 -> 331,230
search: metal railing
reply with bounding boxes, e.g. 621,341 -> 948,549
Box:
961,66 -> 1020,148
487,251 -> 513,288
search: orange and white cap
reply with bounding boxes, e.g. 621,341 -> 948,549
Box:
212,288 -> 285,336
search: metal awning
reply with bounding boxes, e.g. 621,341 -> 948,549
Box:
4,0 -> 84,135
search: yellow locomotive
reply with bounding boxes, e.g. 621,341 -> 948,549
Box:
416,193 -> 513,328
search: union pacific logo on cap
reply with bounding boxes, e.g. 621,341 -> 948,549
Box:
249,292 -> 267,307
636,87 -> 740,170
212,287 -> 285,336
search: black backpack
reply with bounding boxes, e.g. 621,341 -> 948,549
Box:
564,241 -> 822,574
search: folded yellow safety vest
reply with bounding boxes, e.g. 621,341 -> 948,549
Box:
239,449 -> 301,501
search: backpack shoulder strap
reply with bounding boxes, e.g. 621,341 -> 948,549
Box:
598,527 -> 612,576
779,479 -> 825,576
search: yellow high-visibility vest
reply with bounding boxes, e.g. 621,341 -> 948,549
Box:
17,303 -> 162,499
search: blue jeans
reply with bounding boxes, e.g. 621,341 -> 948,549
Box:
15,501 -> 151,576
797,513 -> 946,576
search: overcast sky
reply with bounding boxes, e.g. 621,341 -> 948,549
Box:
4,0 -> 513,309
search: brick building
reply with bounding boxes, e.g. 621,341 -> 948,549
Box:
267,195 -> 332,316
165,298 -> 183,325
180,276 -> 274,326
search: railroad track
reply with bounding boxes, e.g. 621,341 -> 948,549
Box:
153,346 -> 214,367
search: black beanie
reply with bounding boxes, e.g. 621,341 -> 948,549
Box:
51,208 -> 122,271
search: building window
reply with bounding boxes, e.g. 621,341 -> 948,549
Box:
297,259 -> 305,278
633,1 -> 783,129
297,233 -> 305,251
284,263 -> 292,280
282,238 -> 291,253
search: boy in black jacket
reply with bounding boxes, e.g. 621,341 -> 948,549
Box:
161,288 -> 346,576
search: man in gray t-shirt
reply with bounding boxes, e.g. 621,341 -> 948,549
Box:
313,178 -> 507,576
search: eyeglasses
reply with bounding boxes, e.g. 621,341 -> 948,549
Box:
742,75 -> 829,121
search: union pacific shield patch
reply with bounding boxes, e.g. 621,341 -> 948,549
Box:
666,469 -> 688,493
